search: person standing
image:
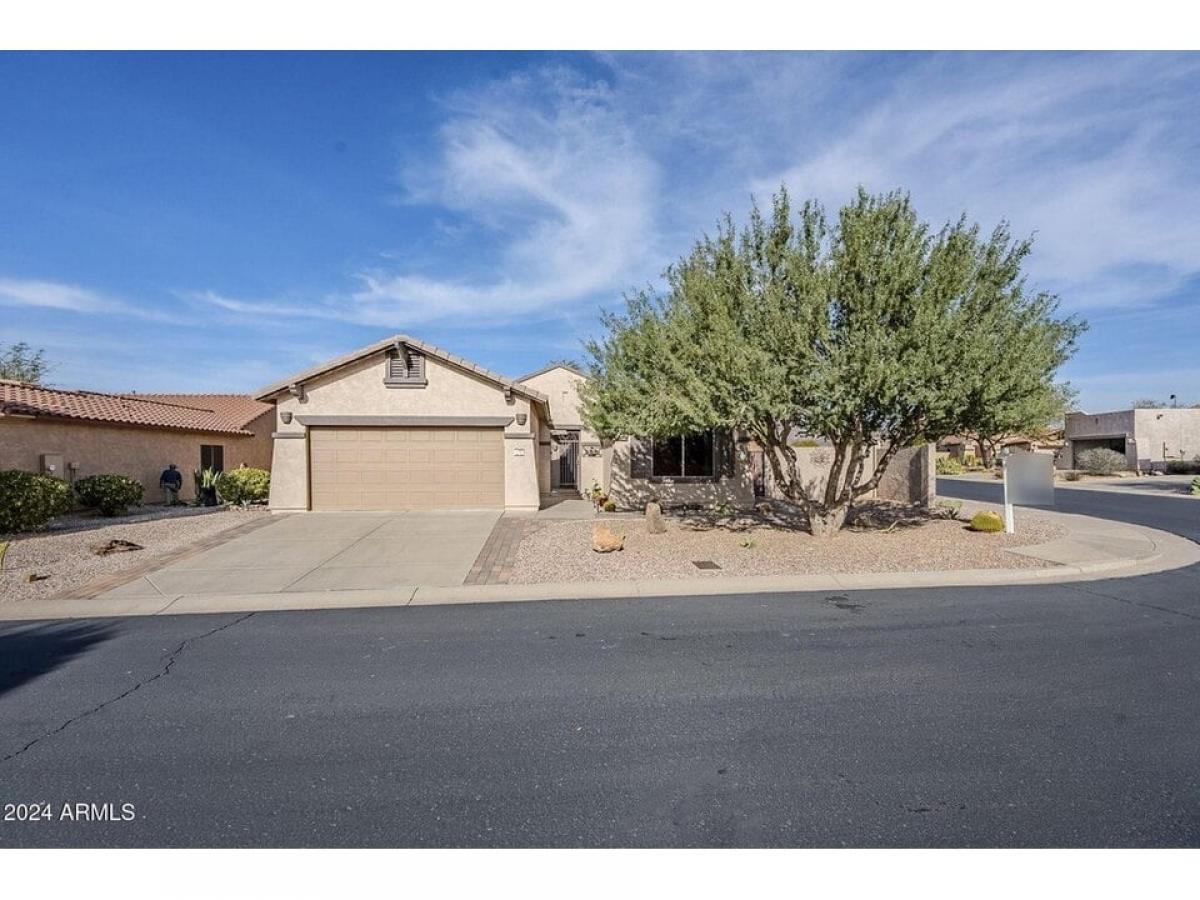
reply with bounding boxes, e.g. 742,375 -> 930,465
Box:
159,463 -> 183,505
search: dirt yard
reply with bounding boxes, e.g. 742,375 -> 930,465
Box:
511,502 -> 1066,583
0,506 -> 269,604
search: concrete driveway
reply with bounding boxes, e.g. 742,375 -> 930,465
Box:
100,511 -> 502,600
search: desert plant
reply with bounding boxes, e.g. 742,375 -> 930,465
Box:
73,473 -> 144,517
740,536 -> 756,549
792,438 -> 821,448
1076,448 -> 1127,476
968,510 -> 1005,532
0,541 -> 8,570
602,499 -> 616,512
1192,476 -> 1200,497
215,467 -> 270,506
1165,458 -> 1200,475
0,470 -> 72,533
711,501 -> 731,517
934,498 -> 964,520
936,456 -> 964,475
1063,470 -> 1082,481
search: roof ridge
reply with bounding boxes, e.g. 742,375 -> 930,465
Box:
0,380 -> 212,412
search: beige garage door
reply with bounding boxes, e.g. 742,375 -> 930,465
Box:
309,427 -> 504,510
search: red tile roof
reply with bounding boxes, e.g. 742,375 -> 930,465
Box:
0,381 -> 271,435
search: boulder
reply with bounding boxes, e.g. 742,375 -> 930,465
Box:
592,524 -> 625,553
645,501 -> 667,534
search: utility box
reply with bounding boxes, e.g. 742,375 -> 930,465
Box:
39,453 -> 65,478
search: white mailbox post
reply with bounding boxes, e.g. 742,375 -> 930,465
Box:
1002,450 -> 1055,533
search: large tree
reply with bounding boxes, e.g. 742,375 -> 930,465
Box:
964,381 -> 1078,468
582,188 -> 1086,537
0,341 -> 51,382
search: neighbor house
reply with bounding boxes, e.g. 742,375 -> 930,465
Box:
255,335 -> 934,513
1064,407 -> 1200,472
0,380 -> 274,501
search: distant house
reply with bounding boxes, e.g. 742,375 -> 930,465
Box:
937,432 -> 1064,462
0,380 -> 273,501
1064,408 -> 1200,472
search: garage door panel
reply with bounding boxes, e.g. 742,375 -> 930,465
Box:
310,427 -> 504,510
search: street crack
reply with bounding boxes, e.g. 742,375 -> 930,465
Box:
1,612 -> 255,764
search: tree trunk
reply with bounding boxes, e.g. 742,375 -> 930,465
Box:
976,438 -> 995,468
808,504 -> 850,538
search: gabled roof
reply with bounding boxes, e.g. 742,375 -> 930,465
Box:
0,381 -> 269,435
254,334 -> 550,408
516,362 -> 590,382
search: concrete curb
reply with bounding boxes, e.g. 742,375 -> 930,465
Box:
2,508 -> 1197,622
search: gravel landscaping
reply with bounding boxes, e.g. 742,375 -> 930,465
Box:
0,505 -> 269,604
511,502 -> 1067,583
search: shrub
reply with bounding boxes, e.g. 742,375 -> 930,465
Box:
936,456 -> 964,475
934,498 -> 963,520
1076,448 -> 1127,476
0,470 -> 71,533
216,467 -> 271,506
968,510 -> 1005,532
602,499 -> 617,513
1064,470 -> 1082,481
1192,476 -> 1200,497
792,438 -> 821,448
1166,458 -> 1200,475
74,474 -> 144,517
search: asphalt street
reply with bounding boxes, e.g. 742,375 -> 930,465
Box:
0,481 -> 1197,847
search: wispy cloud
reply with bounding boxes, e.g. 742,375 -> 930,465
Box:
0,277 -> 117,313
751,53 -> 1200,310
0,276 -> 184,323
344,67 -> 660,324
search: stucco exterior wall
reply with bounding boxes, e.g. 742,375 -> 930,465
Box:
520,366 -> 605,497
875,445 -> 936,505
0,414 -> 273,503
1064,408 -> 1200,471
1131,408 -> 1200,468
607,437 -> 755,510
266,351 -> 542,511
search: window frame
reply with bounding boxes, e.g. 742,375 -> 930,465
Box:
649,430 -> 716,481
200,444 -> 225,473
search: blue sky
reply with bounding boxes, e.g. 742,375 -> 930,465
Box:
1,51 -> 1197,410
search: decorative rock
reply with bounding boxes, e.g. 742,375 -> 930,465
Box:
645,501 -> 667,534
592,524 -> 625,553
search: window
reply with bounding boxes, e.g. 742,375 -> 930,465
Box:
384,346 -> 427,387
651,431 -> 714,479
200,444 -> 225,472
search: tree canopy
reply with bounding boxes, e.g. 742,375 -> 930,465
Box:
0,342 -> 51,383
582,187 -> 1086,536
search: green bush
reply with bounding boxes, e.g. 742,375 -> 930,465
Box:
602,499 -> 617,513
1076,448 -> 1127,476
1165,458 -> 1200,475
936,456 -> 964,475
0,470 -> 72,533
1192,476 -> 1200,497
216,467 -> 271,506
74,474 -> 144,517
792,438 -> 821,448
1064,470 -> 1082,481
968,510 -> 1005,532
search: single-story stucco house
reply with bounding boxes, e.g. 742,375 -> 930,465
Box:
1064,407 -> 1200,472
255,335 -> 934,513
0,380 -> 273,501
